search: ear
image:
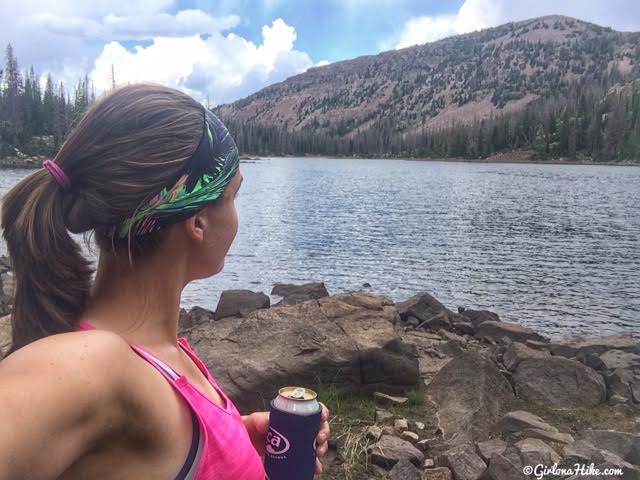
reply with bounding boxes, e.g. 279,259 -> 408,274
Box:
184,212 -> 207,243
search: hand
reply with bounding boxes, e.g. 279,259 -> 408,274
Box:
241,402 -> 331,476
314,402 -> 331,475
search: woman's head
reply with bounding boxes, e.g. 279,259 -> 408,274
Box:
1,83 -> 241,353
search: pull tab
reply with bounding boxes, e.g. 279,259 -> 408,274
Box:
291,387 -> 306,399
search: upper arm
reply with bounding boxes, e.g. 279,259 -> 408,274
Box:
0,330 -> 134,480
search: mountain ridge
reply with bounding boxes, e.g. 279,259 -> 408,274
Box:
215,14 -> 639,151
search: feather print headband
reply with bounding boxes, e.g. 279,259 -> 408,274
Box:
113,109 -> 239,239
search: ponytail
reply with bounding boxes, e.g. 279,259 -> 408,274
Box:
1,167 -> 94,354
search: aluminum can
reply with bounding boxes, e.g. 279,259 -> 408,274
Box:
264,386 -> 322,480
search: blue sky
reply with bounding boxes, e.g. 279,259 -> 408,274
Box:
1,1 -> 639,106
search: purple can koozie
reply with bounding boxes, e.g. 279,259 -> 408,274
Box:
264,387 -> 322,480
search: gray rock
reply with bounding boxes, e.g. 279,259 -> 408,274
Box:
357,338 -> 420,395
561,439 -> 605,466
271,282 -> 329,306
376,409 -> 394,423
475,320 -> 547,344
424,458 -> 435,467
423,467 -> 453,480
367,435 -> 424,468
396,292 -> 454,329
388,458 -> 421,480
182,292 -> 413,412
520,427 -> 574,445
485,452 -> 527,480
374,392 -> 408,405
402,431 -> 420,443
451,316 -> 476,335
514,357 -> 607,408
459,309 -> 500,328
503,341 -> 551,371
581,430 -> 640,465
214,289 -> 270,319
552,332 -> 640,358
426,351 -> 515,445
476,438 -> 507,462
179,306 -> 215,332
600,350 -> 640,371
394,418 -> 409,432
498,411 -> 574,445
439,443 -> 487,480
365,425 -> 383,441
514,437 -> 561,466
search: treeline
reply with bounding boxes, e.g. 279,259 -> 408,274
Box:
0,43 -> 94,159
2,42 -> 639,163
221,79 -> 640,162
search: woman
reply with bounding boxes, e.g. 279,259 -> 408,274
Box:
0,84 -> 330,479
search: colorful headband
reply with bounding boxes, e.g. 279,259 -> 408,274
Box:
113,109 -> 239,239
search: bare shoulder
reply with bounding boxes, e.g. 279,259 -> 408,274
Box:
0,329 -> 143,480
1,327 -> 137,382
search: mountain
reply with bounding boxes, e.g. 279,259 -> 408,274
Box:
214,15 -> 640,161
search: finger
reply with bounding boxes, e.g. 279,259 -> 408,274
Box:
315,457 -> 323,475
316,442 -> 328,457
319,403 -> 330,421
317,422 -> 331,442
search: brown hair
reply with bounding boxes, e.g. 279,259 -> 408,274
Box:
1,83 -> 210,354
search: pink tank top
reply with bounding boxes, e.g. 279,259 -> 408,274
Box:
76,321 -> 266,480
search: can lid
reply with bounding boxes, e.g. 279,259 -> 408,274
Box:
278,386 -> 318,401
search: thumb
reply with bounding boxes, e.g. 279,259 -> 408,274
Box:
252,411 -> 271,435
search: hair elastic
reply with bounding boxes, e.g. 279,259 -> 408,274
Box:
43,159 -> 71,191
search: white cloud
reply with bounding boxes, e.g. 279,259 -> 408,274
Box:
28,10 -> 240,40
90,18 -> 314,106
384,0 -> 501,50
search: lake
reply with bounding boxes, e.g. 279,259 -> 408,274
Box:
1,158 -> 639,340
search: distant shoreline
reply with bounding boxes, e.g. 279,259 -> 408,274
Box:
2,154 -> 639,169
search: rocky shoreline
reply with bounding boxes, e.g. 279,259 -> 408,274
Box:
0,258 -> 638,479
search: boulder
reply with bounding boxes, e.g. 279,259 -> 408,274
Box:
426,351 -> 515,445
599,350 -> 640,371
367,435 -> 424,468
459,309 -> 500,328
213,289 -> 270,319
561,440 -> 605,466
396,292 -> 455,329
476,438 -> 507,462
514,437 -> 561,466
179,306 -> 215,332
485,452 -> 527,480
388,458 -> 422,480
503,342 -> 551,371
475,321 -> 547,344
552,332 -> 640,358
423,467 -> 453,480
498,410 -> 574,445
182,293 -> 415,412
438,443 -> 487,480
271,282 -> 329,306
580,430 -> 640,466
513,357 -> 607,408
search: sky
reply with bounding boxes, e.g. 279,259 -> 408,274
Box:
1,0 -> 639,107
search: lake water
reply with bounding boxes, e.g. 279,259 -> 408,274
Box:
1,158 -> 639,340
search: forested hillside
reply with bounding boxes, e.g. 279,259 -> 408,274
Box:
215,15 -> 640,161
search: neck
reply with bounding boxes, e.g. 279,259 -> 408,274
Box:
83,247 -> 187,349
